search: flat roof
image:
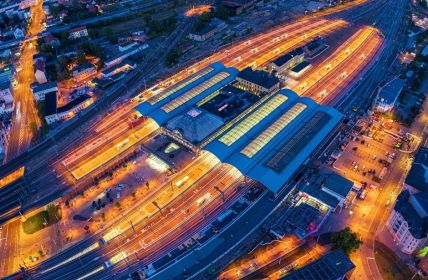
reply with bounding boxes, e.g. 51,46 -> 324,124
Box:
144,66 -> 238,126
134,62 -> 225,118
272,47 -> 304,67
45,91 -> 57,116
290,60 -> 311,73
323,172 -> 354,198
57,94 -> 91,114
205,89 -> 343,193
237,67 -> 279,89
405,147 -> 428,191
281,249 -> 355,280
32,81 -> 58,93
378,78 -> 404,104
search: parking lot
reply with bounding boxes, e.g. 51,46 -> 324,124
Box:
333,122 -> 399,189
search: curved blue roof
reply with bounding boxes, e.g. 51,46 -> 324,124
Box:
204,89 -> 299,161
146,67 -> 238,125
204,90 -> 343,193
134,62 -> 226,117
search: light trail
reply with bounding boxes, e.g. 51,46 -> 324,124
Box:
75,266 -> 104,280
294,27 -> 376,95
70,119 -> 159,180
291,26 -> 383,105
40,243 -> 100,274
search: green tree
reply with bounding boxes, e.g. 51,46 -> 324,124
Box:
331,227 -> 363,255
46,203 -> 60,224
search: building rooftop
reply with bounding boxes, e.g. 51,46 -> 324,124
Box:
272,47 -> 305,68
323,172 -> 354,198
290,60 -> 311,73
299,183 -> 340,209
72,62 -> 95,73
378,78 -> 405,104
135,63 -> 238,126
394,190 -> 428,239
44,91 -> 57,116
69,26 -> 87,33
134,62 -> 224,118
405,147 -> 428,191
57,94 -> 91,114
32,81 -> 58,93
237,67 -> 280,90
190,23 -> 217,36
166,108 -> 224,144
199,85 -> 260,121
205,89 -> 343,193
281,249 -> 355,280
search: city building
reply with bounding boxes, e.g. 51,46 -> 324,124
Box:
188,19 -> 226,42
236,67 -> 280,95
404,147 -> 428,194
269,47 -> 305,74
220,0 -> 256,15
166,108 -> 225,145
45,93 -> 92,125
68,26 -> 89,40
279,172 -> 355,239
374,78 -> 405,113
0,66 -> 14,114
71,62 -> 96,82
31,81 -> 58,101
104,43 -> 148,68
118,41 -> 139,52
281,249 -> 355,280
387,190 -> 428,254
304,36 -> 328,59
34,59 -> 48,84
289,60 -> 312,78
13,28 -> 24,39
135,64 -> 343,196
100,60 -> 136,78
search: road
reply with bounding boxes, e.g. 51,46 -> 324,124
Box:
4,1 -> 45,163
0,0 -> 408,279
25,159 -> 245,279
0,220 -> 20,277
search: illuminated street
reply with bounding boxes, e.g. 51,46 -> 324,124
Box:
5,1 -> 45,162
0,0 -> 421,279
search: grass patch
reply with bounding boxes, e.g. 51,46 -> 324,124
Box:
22,204 -> 62,235
374,241 -> 422,280
23,211 -> 49,234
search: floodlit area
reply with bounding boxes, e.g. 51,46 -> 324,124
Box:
0,167 -> 25,188
293,27 -> 383,104
70,119 -> 159,180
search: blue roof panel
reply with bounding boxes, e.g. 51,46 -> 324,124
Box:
134,62 -> 225,117
147,67 -> 239,125
204,89 -> 299,162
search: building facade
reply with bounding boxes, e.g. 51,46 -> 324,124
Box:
72,62 -> 96,82
236,67 -> 280,95
387,190 -> 428,254
68,26 -> 89,40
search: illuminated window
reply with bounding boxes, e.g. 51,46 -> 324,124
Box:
241,103 -> 307,158
162,72 -> 230,113
148,66 -> 214,105
219,94 -> 288,146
